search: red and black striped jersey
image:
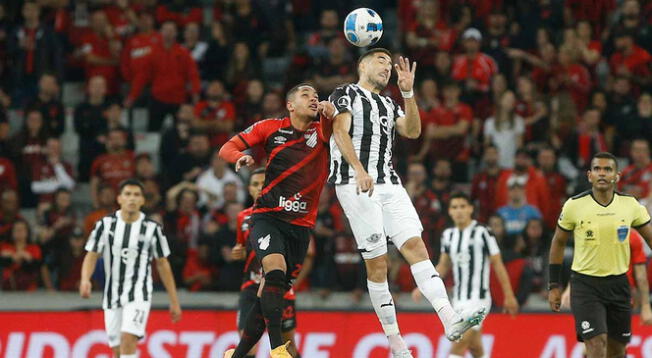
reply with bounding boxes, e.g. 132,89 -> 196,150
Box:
236,117 -> 330,228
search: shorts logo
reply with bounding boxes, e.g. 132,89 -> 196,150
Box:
258,234 -> 271,250
617,225 -> 629,242
366,233 -> 383,244
581,321 -> 594,334
623,332 -> 631,337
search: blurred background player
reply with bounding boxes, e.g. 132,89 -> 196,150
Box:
328,49 -> 484,358
79,179 -> 181,358
230,168 -> 312,357
549,152 -> 652,358
413,192 -> 518,358
219,84 -> 332,358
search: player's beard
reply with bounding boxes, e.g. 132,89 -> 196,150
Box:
368,74 -> 388,92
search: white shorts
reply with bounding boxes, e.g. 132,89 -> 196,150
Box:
104,301 -> 151,347
335,184 -> 423,260
452,299 -> 491,330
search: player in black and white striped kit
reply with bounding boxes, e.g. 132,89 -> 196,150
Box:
80,179 -> 181,358
327,48 -> 485,358
414,192 -> 518,358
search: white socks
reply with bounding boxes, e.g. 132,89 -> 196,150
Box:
449,355 -> 464,358
410,260 -> 460,329
120,354 -> 137,358
368,279 -> 410,353
367,280 -> 400,336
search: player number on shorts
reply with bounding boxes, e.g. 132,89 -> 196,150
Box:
133,309 -> 145,325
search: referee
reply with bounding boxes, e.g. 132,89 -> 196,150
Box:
80,179 -> 182,358
548,152 -> 652,358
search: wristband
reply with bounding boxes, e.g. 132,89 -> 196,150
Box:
401,89 -> 414,99
548,263 -> 562,287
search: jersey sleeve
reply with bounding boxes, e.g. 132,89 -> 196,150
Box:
632,201 -> 651,228
237,119 -> 274,149
483,228 -> 501,256
441,230 -> 451,254
151,225 -> 171,258
391,98 -> 406,120
630,230 -> 647,265
557,199 -> 576,232
329,86 -> 355,117
85,219 -> 105,253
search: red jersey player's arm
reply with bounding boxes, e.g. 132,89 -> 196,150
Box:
218,120 -> 272,163
318,113 -> 334,143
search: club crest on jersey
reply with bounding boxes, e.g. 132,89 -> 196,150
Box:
337,96 -> 350,108
617,225 -> 629,242
305,131 -> 318,148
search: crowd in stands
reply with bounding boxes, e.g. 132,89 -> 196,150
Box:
1,0 -> 652,309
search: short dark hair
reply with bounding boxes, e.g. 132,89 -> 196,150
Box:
118,178 -> 145,194
286,83 -> 315,101
249,168 -> 265,185
449,192 -> 473,207
591,152 -> 618,170
357,48 -> 392,69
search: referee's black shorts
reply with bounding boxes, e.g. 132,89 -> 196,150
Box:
570,271 -> 631,343
249,214 -> 310,284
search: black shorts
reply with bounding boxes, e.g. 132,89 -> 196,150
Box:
570,271 -> 631,343
249,214 -> 311,283
237,285 -> 297,332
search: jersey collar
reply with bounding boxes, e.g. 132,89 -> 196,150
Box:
589,190 -> 616,208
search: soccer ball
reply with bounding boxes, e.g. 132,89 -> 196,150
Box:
343,8 -> 383,47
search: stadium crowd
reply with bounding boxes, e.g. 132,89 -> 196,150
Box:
0,0 -> 651,309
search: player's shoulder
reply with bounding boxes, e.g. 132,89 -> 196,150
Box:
330,83 -> 358,97
244,117 -> 289,132
569,190 -> 592,201
615,191 -> 644,206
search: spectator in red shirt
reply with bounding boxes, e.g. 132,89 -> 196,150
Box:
495,149 -> 551,220
562,107 -> 609,170
10,109 -> 47,207
156,0 -> 202,29
193,80 -> 236,148
471,145 -> 506,223
7,1 -> 63,107
0,219 -> 41,291
536,147 -> 567,229
610,30 -> 652,90
26,74 -> 65,137
164,183 -> 202,281
83,184 -> 115,236
451,28 -> 498,101
306,9 -> 342,60
236,79 -> 264,131
90,128 -> 135,207
575,21 -> 603,69
30,137 -> 75,204
103,0 -> 136,38
417,81 -> 472,181
564,0 -> 616,38
312,37 -> 356,95
55,227 -> 87,291
0,156 -> 17,192
0,189 -> 23,242
80,10 -> 121,95
619,138 -> 652,198
515,75 -> 549,144
405,162 -> 441,257
120,11 -> 161,84
126,21 -> 201,131
405,0 -> 456,70
551,44 -> 592,112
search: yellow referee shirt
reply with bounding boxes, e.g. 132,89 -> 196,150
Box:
558,190 -> 651,277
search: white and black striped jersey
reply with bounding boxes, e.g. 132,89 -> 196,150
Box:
85,210 -> 170,309
328,84 -> 405,185
441,221 -> 500,303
